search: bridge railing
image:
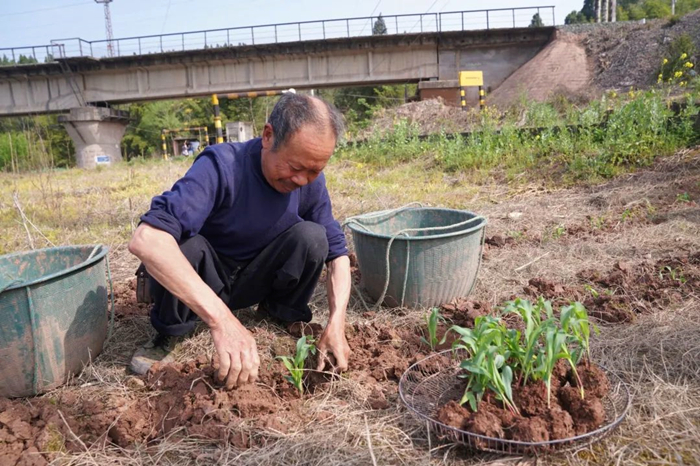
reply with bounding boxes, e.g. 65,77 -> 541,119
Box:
0,43 -> 66,65
2,6 -> 554,64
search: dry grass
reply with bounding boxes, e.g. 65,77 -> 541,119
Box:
2,149 -> 700,465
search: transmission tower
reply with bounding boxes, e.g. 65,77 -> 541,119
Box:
95,0 -> 115,57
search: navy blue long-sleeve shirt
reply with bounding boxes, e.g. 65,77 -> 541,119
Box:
140,138 -> 348,262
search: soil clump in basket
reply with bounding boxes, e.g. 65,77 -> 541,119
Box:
435,361 -> 611,444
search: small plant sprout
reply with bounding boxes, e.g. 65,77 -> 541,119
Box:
421,307 -> 445,351
551,225 -> 566,239
659,265 -> 687,284
277,335 -> 316,396
583,284 -> 600,298
676,192 -> 691,203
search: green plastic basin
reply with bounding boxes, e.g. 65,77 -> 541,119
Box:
0,245 -> 109,398
347,207 -> 487,308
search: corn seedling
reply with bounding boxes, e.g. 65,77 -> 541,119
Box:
676,192 -> 691,203
277,335 -> 316,396
583,284 -> 600,298
421,307 -> 445,351
659,265 -> 687,284
502,298 -> 554,385
451,298 -> 596,413
560,301 -> 598,364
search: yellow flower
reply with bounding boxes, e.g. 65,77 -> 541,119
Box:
685,62 -> 694,68
680,81 -> 687,87
663,58 -> 669,65
610,91 -> 617,99
674,71 -> 683,78
681,53 -> 688,60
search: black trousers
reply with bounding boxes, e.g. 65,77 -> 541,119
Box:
150,221 -> 329,336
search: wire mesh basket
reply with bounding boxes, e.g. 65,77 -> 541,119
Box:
398,350 -> 631,455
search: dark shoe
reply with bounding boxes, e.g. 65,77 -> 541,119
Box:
254,301 -> 287,327
129,333 -> 183,375
255,302 -> 320,337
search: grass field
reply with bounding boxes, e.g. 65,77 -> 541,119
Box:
1,127 -> 700,464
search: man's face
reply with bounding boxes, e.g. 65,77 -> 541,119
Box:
260,123 -> 336,194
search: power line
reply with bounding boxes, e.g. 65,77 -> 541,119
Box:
0,1 -> 93,17
160,0 -> 173,34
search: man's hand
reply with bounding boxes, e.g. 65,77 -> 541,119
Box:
210,310 -> 260,388
315,320 -> 350,372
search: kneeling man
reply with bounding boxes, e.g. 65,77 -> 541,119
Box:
128,94 -> 351,388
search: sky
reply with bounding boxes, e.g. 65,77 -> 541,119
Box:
1,0 -> 584,49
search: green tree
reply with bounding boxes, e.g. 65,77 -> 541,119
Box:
529,13 -> 544,27
17,54 -> 38,64
565,0 -> 595,23
642,0 -> 672,18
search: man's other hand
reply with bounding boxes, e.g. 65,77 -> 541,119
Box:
315,320 -> 350,372
210,311 -> 260,388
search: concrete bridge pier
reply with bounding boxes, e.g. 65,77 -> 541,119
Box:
58,107 -> 129,169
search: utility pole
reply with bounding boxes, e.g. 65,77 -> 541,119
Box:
672,0 -> 676,15
611,0 -> 617,21
95,0 -> 115,57
603,0 -> 609,22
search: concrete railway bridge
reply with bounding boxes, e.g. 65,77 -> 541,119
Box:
0,6 -> 557,167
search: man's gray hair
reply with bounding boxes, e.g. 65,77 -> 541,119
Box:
268,93 -> 345,151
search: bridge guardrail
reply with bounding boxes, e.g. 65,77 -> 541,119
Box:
1,6 -> 554,65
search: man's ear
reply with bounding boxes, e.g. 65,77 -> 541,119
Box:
262,123 -> 274,150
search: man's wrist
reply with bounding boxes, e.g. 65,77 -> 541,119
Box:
197,297 -> 231,329
327,312 -> 346,329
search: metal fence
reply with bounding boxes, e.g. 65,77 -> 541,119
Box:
0,6 -> 554,65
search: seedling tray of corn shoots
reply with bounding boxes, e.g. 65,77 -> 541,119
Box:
398,298 -> 631,454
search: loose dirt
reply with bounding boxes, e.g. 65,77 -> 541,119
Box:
0,288 -> 455,464
487,33 -> 594,110
356,98 -> 479,138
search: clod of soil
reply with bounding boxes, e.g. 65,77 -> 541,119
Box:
485,235 -> 515,248
571,363 -> 611,399
544,406 -> 575,440
436,400 -> 471,429
463,403 -> 505,440
558,386 -> 606,436
522,252 -> 700,324
513,380 -> 552,417
509,416 -> 550,443
440,298 -> 492,328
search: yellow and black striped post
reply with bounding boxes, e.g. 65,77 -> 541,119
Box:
458,71 -> 485,111
212,94 -> 224,144
161,130 -> 168,160
224,90 -> 286,99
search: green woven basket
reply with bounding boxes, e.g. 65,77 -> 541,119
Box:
347,206 -> 487,308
